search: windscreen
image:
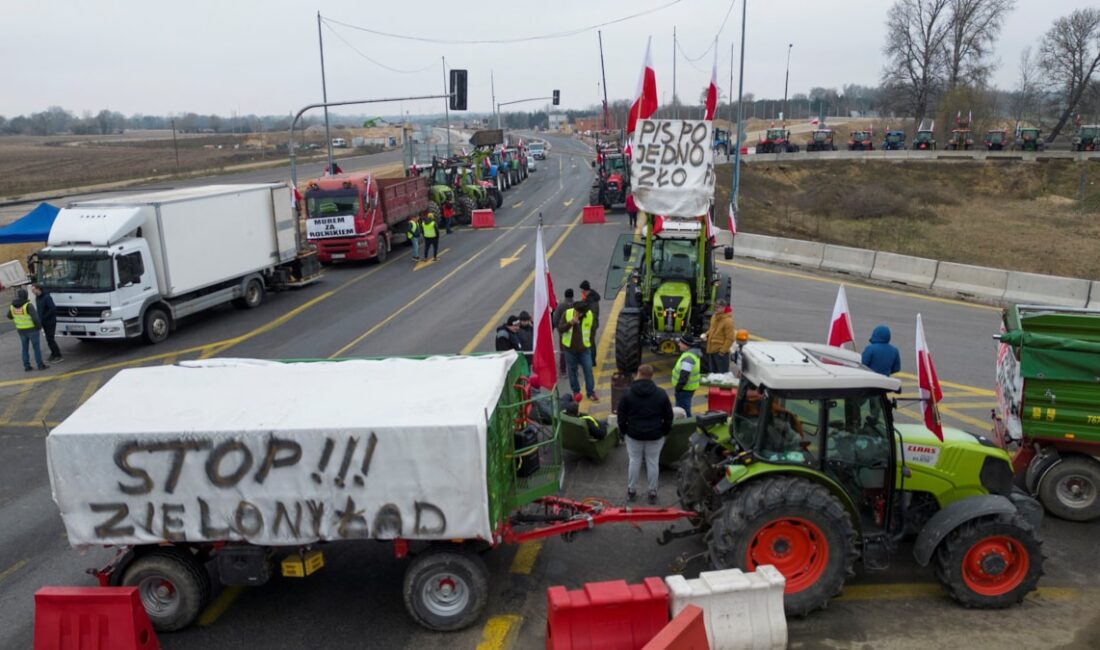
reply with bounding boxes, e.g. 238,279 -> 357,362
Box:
1082,127 -> 1098,138
988,132 -> 1004,143
767,129 -> 785,139
37,253 -> 114,293
886,133 -> 903,143
306,190 -> 360,219
652,238 -> 698,279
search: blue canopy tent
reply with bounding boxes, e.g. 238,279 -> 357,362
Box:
0,203 -> 60,244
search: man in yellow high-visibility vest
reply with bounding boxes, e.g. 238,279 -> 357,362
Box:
558,300 -> 597,403
7,288 -> 49,371
673,335 -> 702,416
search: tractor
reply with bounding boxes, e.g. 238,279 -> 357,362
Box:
805,129 -> 837,152
984,129 -> 1009,151
1072,124 -> 1099,152
673,341 -> 1046,616
912,129 -> 937,151
1013,128 -> 1044,152
469,129 -> 511,192
756,127 -> 798,154
427,159 -> 479,225
847,130 -> 875,151
589,144 -> 631,210
606,211 -> 733,373
947,129 -> 973,150
502,147 -> 525,185
713,128 -> 733,156
881,130 -> 907,150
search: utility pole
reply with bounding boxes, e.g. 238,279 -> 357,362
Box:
442,56 -> 451,155
317,12 -> 334,174
672,26 -> 677,118
492,70 -> 498,129
782,43 -> 793,123
170,118 -> 180,174
728,42 -> 735,128
732,0 -> 747,216
598,30 -> 610,131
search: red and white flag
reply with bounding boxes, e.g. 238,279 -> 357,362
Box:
704,42 -> 719,120
916,314 -> 944,440
727,202 -> 737,235
531,225 -> 558,381
705,208 -> 717,244
810,117 -> 820,127
626,37 -> 659,137
827,285 -> 855,349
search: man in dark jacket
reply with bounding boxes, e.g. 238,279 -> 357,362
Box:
8,288 -> 48,371
32,284 -> 62,362
516,310 -> 534,365
579,280 -> 601,356
552,289 -> 574,376
495,315 -> 522,352
617,364 -> 673,503
862,325 -> 901,376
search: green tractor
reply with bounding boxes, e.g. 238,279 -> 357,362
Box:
428,159 -> 481,225
1014,127 -> 1044,152
606,212 -> 733,373
673,341 -> 1045,616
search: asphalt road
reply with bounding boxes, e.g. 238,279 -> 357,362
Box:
1,132 -> 1097,649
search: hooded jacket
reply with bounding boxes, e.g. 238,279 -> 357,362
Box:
705,309 -> 735,355
616,378 -> 673,441
861,325 -> 901,376
8,294 -> 41,330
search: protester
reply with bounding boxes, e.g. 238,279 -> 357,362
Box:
407,215 -> 422,261
704,298 -> 734,374
495,315 -> 522,352
516,311 -> 534,364
31,284 -> 62,363
562,395 -> 608,441
617,364 -> 673,503
421,212 -> 440,261
552,288 -> 575,376
8,288 -> 48,371
862,325 -> 901,376
579,280 -> 601,356
440,202 -> 455,234
558,299 -> 597,403
625,193 -> 639,229
673,335 -> 703,415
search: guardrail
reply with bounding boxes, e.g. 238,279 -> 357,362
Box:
729,149 -> 1100,164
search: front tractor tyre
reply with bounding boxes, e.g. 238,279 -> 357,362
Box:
403,547 -> 489,632
933,512 -> 1043,608
121,550 -> 212,632
456,197 -> 476,225
614,310 -> 643,375
1037,456 -> 1100,522
707,476 -> 857,617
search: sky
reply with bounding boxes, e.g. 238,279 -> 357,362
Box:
0,0 -> 1092,119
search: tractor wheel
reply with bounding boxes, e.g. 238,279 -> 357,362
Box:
755,145 -> 765,154
456,197 -> 476,225
677,442 -> 722,518
614,310 -> 643,375
403,546 -> 489,631
1037,456 -> 1100,521
489,188 -> 503,210
707,476 -> 857,617
717,144 -> 728,156
426,201 -> 441,220
589,187 -> 601,207
933,512 -> 1043,608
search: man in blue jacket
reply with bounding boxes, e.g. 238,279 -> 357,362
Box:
861,325 -> 900,376
32,284 -> 63,363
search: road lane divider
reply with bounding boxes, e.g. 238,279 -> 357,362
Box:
195,586 -> 244,627
414,247 -> 450,271
0,558 -> 27,584
476,614 -> 522,650
509,540 -> 544,575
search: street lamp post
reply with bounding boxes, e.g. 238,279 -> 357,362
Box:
782,43 -> 793,122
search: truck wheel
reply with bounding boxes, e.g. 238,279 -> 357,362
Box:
121,550 -> 211,632
143,307 -> 171,344
374,235 -> 389,264
232,279 -> 264,310
614,310 -> 642,375
403,547 -> 489,632
933,512 -> 1043,608
457,197 -> 475,225
1037,457 -> 1100,521
707,476 -> 856,617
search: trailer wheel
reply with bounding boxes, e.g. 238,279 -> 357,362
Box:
232,279 -> 264,310
403,547 -> 489,632
933,512 -> 1043,608
121,550 -> 211,632
143,307 -> 171,344
1038,456 -> 1100,521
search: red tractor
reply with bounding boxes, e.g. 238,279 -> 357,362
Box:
947,111 -> 974,150
984,129 -> 1008,151
847,130 -> 875,151
756,127 -> 798,153
589,139 -> 630,210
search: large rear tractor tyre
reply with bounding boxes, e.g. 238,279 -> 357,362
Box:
589,187 -> 601,207
426,201 -> 441,220
121,550 -> 211,632
1037,456 -> 1100,521
456,197 -> 476,226
489,189 -> 503,210
707,476 -> 857,617
403,547 -> 489,632
142,307 -> 171,345
933,512 -> 1043,608
614,310 -> 643,375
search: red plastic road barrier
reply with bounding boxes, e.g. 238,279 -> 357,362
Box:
641,605 -> 709,650
582,206 -> 606,224
34,586 -> 160,650
707,387 -> 737,415
471,209 -> 496,228
546,578 -> 669,650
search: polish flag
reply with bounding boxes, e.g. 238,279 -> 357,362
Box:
704,43 -> 719,120
532,225 -> 558,381
626,36 -> 658,136
916,314 -> 944,440
727,202 -> 737,235
827,285 -> 855,349
705,208 -> 717,244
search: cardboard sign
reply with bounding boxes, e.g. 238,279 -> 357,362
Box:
630,119 -> 716,217
307,215 -> 356,240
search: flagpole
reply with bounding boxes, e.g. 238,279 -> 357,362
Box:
731,0 -> 747,219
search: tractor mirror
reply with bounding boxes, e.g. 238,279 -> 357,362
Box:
622,243 -> 633,261
723,246 -> 734,260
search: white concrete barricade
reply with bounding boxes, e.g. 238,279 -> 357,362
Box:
821,245 -> 875,277
665,566 -> 787,650
733,234 -> 779,262
772,237 -> 823,268
932,262 -> 1008,301
1003,271 -> 1090,308
870,251 -> 938,289
1089,282 -> 1100,310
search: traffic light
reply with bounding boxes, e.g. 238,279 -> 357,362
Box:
450,70 -> 468,111
552,89 -> 560,106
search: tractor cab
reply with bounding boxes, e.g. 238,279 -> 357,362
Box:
848,131 -> 874,151
764,128 -> 787,142
713,128 -> 732,155
882,130 -> 907,150
947,129 -> 973,150
806,129 -> 836,152
427,159 -> 458,214
984,129 -> 1008,151
1073,125 -> 1099,152
912,130 -> 937,150
1014,128 -> 1043,151
590,147 -> 631,210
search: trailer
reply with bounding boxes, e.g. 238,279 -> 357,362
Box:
48,352 -> 693,633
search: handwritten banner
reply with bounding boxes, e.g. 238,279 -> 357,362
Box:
630,119 -> 716,217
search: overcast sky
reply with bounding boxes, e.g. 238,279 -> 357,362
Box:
1,0 -> 1091,119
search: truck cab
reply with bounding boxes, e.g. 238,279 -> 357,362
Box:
304,173 -> 386,264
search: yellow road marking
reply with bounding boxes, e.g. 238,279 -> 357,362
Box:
718,259 -> 1000,312
77,377 -> 101,406
500,244 -> 527,269
475,615 -> 522,650
593,283 -> 627,386
509,540 -> 544,575
895,372 -> 995,396
943,401 -> 997,409
0,559 -> 27,584
414,247 -> 450,271
563,198 -> 574,207
512,201 -> 524,209
0,392 -> 21,425
938,405 -> 996,430
32,381 -> 67,423
195,586 -> 244,627
161,354 -> 179,365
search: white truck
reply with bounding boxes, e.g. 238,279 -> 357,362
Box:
33,184 -> 321,344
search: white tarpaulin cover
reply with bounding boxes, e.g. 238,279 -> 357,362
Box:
630,119 -> 715,217
47,353 -> 518,547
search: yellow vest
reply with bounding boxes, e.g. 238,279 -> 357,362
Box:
561,308 -> 594,348
10,304 -> 34,330
675,350 -> 702,391
422,218 -> 438,238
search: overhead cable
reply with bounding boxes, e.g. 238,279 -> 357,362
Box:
323,22 -> 437,74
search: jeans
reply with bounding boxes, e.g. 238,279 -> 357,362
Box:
423,236 -> 439,259
626,436 -> 665,493
442,216 -> 453,233
675,389 -> 695,416
42,319 -> 61,358
708,352 -> 729,374
18,330 -> 45,369
410,235 -> 420,259
563,348 -> 594,396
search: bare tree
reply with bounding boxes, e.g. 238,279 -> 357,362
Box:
943,0 -> 1016,88
881,0 -> 952,127
1010,47 -> 1040,126
1039,8 -> 1100,140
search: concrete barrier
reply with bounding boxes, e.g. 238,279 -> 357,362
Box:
733,234 -> 778,262
665,566 -> 787,650
772,237 -> 823,268
821,245 -> 875,277
1003,271 -> 1091,308
870,252 -> 939,289
932,262 -> 1008,301
1089,282 -> 1100,309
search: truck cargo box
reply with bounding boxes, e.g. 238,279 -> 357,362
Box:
376,176 -> 429,227
48,353 -> 520,547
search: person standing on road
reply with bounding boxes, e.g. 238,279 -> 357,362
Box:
625,193 -> 639,229
704,299 -> 734,374
495,315 -> 522,352
559,300 -> 598,403
552,288 -> 575,376
421,212 -> 440,261
673,335 -> 703,415
516,310 -> 534,366
862,325 -> 901,376
8,288 -> 48,371
579,280 -> 601,356
617,364 -> 673,504
31,284 -> 62,363
407,215 -> 422,262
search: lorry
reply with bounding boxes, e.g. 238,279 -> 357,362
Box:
32,184 -> 321,345
303,172 -> 431,265
674,341 -> 1046,616
993,305 -> 1100,522
48,352 -> 692,633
